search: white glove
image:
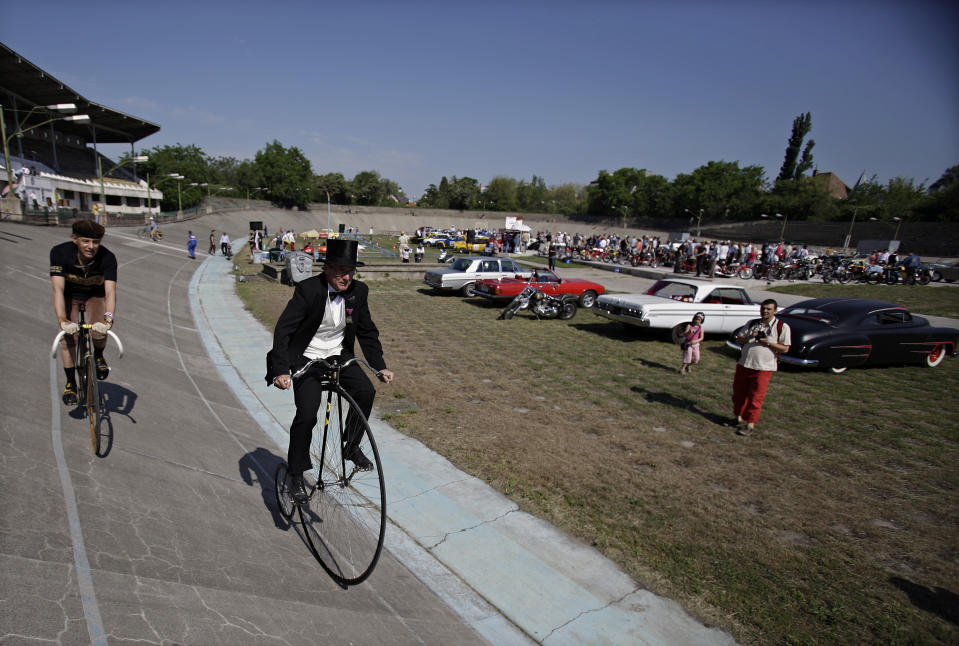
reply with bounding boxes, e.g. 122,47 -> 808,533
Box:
60,320 -> 79,334
92,320 -> 113,334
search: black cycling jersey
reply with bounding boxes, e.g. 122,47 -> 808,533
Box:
49,241 -> 118,300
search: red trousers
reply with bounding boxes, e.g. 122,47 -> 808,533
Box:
732,364 -> 772,424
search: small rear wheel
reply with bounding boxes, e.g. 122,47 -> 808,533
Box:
274,462 -> 296,521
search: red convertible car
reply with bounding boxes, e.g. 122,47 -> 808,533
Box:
473,269 -> 606,307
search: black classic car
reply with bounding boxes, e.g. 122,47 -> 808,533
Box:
727,298 -> 958,373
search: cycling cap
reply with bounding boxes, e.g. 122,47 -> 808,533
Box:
72,219 -> 105,239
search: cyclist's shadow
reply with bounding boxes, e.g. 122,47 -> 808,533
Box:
67,382 -> 138,458
238,448 -> 290,530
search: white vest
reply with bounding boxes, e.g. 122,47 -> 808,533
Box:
304,292 -> 345,360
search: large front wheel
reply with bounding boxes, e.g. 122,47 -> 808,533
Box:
298,384 -> 386,585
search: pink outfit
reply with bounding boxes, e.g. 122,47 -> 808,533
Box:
683,324 -> 702,364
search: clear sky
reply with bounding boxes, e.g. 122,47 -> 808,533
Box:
3,0 -> 957,200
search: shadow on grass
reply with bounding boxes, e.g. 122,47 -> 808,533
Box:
634,356 -> 675,372
631,385 -> 729,426
890,577 -> 959,626
571,321 -> 673,345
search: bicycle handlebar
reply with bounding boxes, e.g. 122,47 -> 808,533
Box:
291,355 -> 383,381
50,328 -> 125,359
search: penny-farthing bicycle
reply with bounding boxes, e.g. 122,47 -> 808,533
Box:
274,356 -> 387,585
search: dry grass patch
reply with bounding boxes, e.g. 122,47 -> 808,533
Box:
238,264 -> 959,646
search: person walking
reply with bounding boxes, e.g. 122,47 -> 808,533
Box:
187,231 -> 197,259
266,239 -> 394,504
208,229 -> 216,255
679,312 -> 705,375
729,299 -> 791,435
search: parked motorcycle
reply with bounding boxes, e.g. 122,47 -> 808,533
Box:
437,248 -> 454,263
497,280 -> 578,320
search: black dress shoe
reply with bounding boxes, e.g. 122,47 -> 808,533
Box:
344,446 -> 374,471
289,473 -> 309,505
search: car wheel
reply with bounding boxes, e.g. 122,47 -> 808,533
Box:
926,344 -> 947,368
461,282 -> 476,297
580,290 -> 598,308
829,365 -> 848,374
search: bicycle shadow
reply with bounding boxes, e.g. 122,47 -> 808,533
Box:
67,382 -> 138,458
238,447 -> 291,530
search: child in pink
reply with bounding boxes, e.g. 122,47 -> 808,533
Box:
680,312 -> 705,374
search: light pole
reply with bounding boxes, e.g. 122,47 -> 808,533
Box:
760,212 -> 787,242
2,104 -> 90,197
684,208 -> 703,237
892,216 -> 902,241
99,154 -> 148,215
167,173 -> 184,214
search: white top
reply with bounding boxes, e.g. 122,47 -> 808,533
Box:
739,317 -> 791,372
304,291 -> 346,360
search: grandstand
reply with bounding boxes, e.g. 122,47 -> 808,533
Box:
1,42 -> 163,219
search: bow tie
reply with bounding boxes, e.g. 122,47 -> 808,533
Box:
329,290 -> 344,298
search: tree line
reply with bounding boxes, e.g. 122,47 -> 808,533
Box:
131,114 -> 957,223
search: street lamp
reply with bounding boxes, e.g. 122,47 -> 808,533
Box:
2,104 -> 90,197
167,173 -> 184,214
99,154 -> 148,214
684,208 -> 704,237
762,212 -> 787,242
892,216 -> 902,241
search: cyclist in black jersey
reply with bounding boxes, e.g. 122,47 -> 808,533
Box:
50,220 -> 118,405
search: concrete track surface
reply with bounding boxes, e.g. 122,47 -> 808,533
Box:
0,214 -> 737,646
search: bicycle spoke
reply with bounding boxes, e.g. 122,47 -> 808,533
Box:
297,384 -> 385,585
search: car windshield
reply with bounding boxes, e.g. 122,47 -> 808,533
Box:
646,280 -> 695,302
449,258 -> 473,271
780,306 -> 837,325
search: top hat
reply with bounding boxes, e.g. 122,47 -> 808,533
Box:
323,238 -> 365,267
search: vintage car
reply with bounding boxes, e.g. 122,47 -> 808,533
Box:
592,278 -> 760,335
726,297 -> 958,373
424,256 -> 532,296
927,260 -> 959,282
422,233 -> 463,248
452,237 -> 491,254
473,268 -> 606,307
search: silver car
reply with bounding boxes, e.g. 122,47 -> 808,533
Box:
424,256 -> 531,296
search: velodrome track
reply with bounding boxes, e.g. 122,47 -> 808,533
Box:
0,212 -> 739,646
0,218 -> 494,645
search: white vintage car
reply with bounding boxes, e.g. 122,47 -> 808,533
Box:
592,278 -> 761,335
424,256 -> 532,296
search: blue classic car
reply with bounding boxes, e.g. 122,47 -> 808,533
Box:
727,298 -> 958,373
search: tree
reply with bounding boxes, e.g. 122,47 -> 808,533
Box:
672,161 -> 765,219
253,140 -> 314,209
777,112 -> 815,183
446,176 -> 480,210
139,143 -> 209,211
314,172 -> 348,204
516,175 -> 548,212
484,176 -> 519,211
351,170 -> 385,205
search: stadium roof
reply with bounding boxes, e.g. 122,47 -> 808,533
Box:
0,42 -> 160,144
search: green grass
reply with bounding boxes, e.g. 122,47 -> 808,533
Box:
236,259 -> 959,646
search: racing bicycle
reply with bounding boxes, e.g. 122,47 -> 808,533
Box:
274,356 -> 387,585
50,303 -> 124,455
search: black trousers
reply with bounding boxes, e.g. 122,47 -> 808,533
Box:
288,355 -> 375,475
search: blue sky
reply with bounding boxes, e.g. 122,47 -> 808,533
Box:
3,0 -> 957,199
